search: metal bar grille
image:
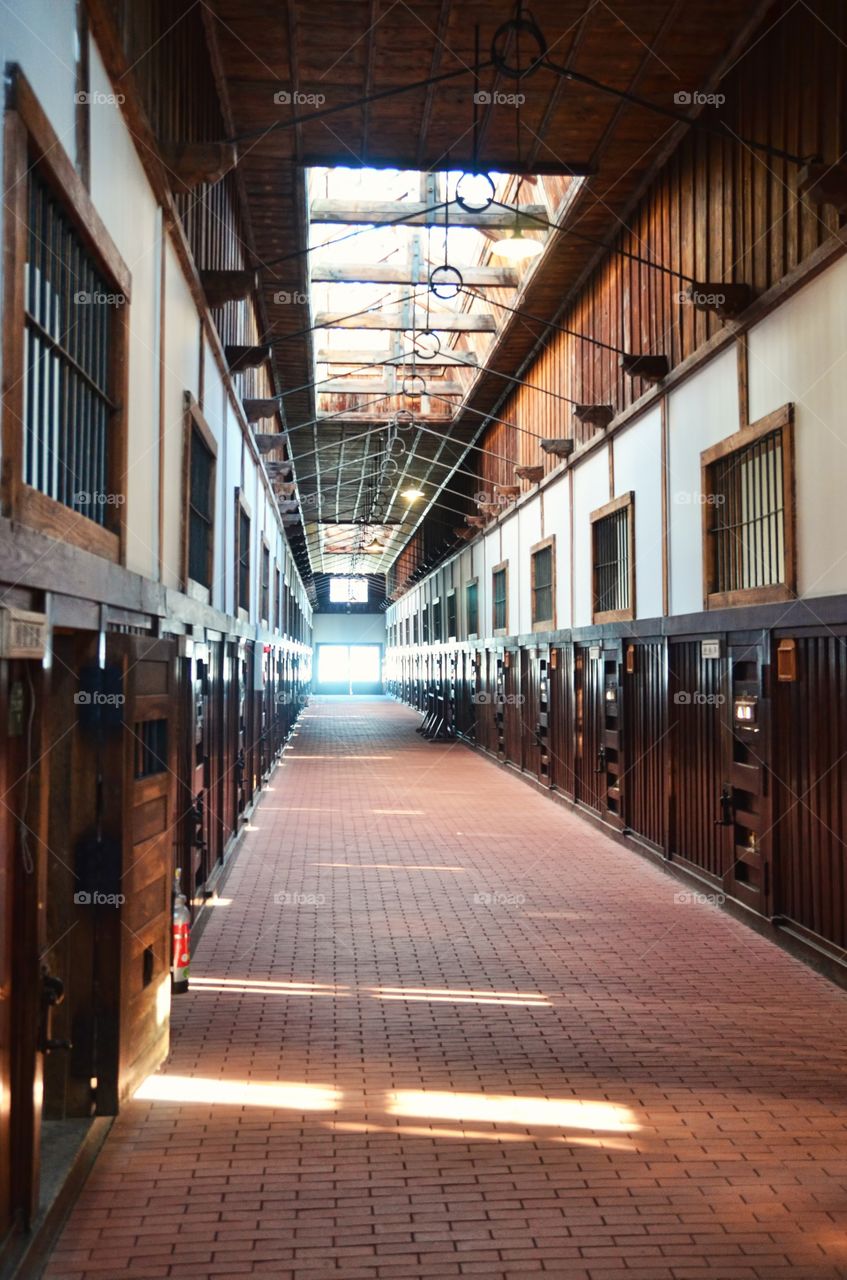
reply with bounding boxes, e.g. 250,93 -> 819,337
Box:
188,428 -> 214,585
261,546 -> 270,621
134,719 -> 168,778
466,581 -> 478,635
710,429 -> 784,593
593,509 -> 629,614
493,569 -> 507,630
24,166 -> 114,522
238,509 -> 250,610
532,546 -> 553,623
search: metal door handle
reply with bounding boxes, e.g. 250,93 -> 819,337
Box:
714,785 -> 734,826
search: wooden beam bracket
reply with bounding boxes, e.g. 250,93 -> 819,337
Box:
254,433 -> 287,455
201,269 -> 256,308
225,344 -> 271,371
619,353 -> 669,384
573,404 -> 614,429
539,438 -> 576,459
159,141 -> 237,189
686,281 -> 753,320
243,397 -> 280,424
514,465 -> 544,483
798,161 -> 847,211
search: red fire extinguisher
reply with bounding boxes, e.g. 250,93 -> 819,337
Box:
172,867 -> 190,994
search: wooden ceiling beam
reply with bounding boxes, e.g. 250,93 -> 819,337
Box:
314,312 -> 496,332
316,348 -> 478,367
319,380 -> 463,394
309,199 -> 547,228
310,263 -> 518,287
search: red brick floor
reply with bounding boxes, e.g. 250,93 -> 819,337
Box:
45,697 -> 847,1279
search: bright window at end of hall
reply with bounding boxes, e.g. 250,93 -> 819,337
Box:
329,576 -> 368,604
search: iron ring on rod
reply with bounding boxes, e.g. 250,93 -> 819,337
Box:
490,14 -> 547,79
429,264 -> 464,300
454,172 -> 495,213
413,330 -> 441,360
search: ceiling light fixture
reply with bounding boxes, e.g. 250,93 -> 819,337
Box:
402,487 -> 425,502
491,223 -> 543,261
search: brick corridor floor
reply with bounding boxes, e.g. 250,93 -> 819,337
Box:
46,697 -> 847,1279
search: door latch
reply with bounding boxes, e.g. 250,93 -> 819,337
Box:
39,969 -> 72,1054
714,784 -> 734,827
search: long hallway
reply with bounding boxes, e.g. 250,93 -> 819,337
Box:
47,699 -> 847,1280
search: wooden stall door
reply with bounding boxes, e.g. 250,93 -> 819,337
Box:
574,642 -> 624,826
502,652 -> 522,765
667,639 -> 729,882
772,633 -> 847,951
622,640 -> 667,851
109,635 -> 178,1103
549,645 -> 575,798
722,636 -> 772,916
520,647 -> 550,784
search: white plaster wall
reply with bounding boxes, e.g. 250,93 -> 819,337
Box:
0,2 -> 83,465
667,345 -> 739,616
571,446 -> 610,627
613,406 -> 663,620
88,42 -> 161,577
517,500 -> 542,633
545,473 -> 570,630
161,241 -> 200,588
748,257 -> 847,599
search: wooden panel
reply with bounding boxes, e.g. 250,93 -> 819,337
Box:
773,634 -> 847,950
668,640 -> 727,878
623,640 -> 666,851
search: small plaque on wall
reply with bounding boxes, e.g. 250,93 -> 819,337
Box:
701,639 -> 721,660
588,645 -> 601,660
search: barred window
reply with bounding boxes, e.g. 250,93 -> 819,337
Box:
493,565 -> 508,632
134,719 -> 167,779
702,413 -> 793,604
422,606 -> 430,643
591,495 -> 634,622
260,544 -> 270,622
24,166 -> 117,524
466,580 -> 479,636
188,426 -> 214,587
432,599 -> 442,642
531,542 -> 554,627
237,505 -> 250,613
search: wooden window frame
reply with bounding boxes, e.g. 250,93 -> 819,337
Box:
530,536 -> 556,631
2,69 -> 131,564
432,596 -> 442,644
492,560 -> 509,636
234,489 -> 252,619
182,395 -> 217,600
260,538 -> 270,624
446,589 -> 457,641
590,492 -> 635,624
465,577 -> 479,640
700,404 -> 796,609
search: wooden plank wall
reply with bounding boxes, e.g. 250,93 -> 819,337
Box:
470,0 -> 846,490
113,0 -> 274,402
773,633 -> 847,950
